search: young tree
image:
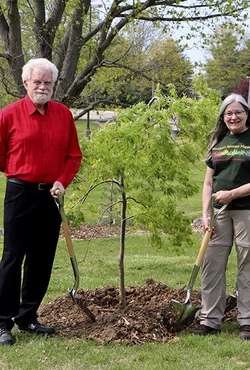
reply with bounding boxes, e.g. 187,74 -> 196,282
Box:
0,1 -> 249,112
74,77 -> 221,306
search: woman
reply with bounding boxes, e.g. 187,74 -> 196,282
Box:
193,94 -> 250,340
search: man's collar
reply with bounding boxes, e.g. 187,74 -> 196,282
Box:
25,94 -> 50,115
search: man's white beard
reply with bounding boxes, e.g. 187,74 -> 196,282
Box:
33,90 -> 52,105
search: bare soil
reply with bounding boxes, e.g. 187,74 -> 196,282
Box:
38,224 -> 237,344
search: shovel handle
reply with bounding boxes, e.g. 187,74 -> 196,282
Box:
61,221 -> 75,258
195,229 -> 212,267
55,189 -> 75,258
195,193 -> 216,267
195,192 -> 228,267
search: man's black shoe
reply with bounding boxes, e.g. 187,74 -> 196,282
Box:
0,328 -> 13,345
18,319 -> 55,336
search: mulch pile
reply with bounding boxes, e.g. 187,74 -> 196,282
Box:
59,223 -> 143,240
39,279 -> 237,344
39,224 -> 237,344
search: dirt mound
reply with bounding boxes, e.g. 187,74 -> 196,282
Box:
38,279 -> 237,344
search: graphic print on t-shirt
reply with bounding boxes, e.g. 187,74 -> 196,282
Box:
212,144 -> 250,162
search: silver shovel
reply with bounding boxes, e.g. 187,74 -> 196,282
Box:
56,190 -> 80,301
56,190 -> 96,322
172,193 -> 228,325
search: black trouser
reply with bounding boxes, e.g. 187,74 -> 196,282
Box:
0,180 -> 61,330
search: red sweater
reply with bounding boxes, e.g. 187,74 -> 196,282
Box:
0,95 -> 82,188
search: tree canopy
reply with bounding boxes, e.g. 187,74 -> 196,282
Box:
84,26 -> 194,107
73,76 -> 221,248
70,77 -> 221,303
204,26 -> 250,97
0,1 -> 249,111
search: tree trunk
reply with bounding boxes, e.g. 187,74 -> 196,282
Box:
54,0 -> 89,100
119,175 -> 126,307
3,0 -> 25,96
34,0 -> 68,60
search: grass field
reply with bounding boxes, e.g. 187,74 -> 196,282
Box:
0,232 -> 244,370
0,121 -> 247,369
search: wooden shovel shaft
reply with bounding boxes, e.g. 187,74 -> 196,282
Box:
61,220 -> 75,258
195,194 -> 228,267
55,190 -> 76,259
195,229 -> 212,267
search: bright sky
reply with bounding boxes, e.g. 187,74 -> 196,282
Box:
173,5 -> 250,65
183,44 -> 206,64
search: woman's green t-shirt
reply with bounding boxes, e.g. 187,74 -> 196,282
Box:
206,129 -> 250,209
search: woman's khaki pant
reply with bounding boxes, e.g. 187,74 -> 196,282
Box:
200,209 -> 250,329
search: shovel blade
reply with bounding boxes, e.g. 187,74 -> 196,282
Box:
73,295 -> 96,322
172,299 -> 202,326
225,294 -> 237,313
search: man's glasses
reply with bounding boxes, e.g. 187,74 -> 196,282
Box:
224,110 -> 246,118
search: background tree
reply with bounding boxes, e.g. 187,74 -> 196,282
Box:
148,36 -> 193,97
229,78 -> 249,102
0,0 -> 249,112
87,24 -> 194,106
204,26 -> 250,97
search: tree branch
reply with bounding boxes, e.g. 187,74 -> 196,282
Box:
73,98 -> 129,120
79,199 -> 123,248
73,179 -> 121,207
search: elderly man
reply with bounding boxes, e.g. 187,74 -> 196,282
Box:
0,58 -> 82,345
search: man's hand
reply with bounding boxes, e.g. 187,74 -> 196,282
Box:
50,181 -> 65,198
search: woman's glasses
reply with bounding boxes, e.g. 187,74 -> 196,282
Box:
224,110 -> 246,118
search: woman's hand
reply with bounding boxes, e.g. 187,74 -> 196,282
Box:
202,214 -> 216,238
214,190 -> 233,205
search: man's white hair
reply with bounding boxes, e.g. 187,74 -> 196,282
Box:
22,58 -> 58,83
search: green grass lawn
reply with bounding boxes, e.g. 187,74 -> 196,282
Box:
0,124 -> 247,369
0,233 -> 244,370
75,119 -> 100,137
